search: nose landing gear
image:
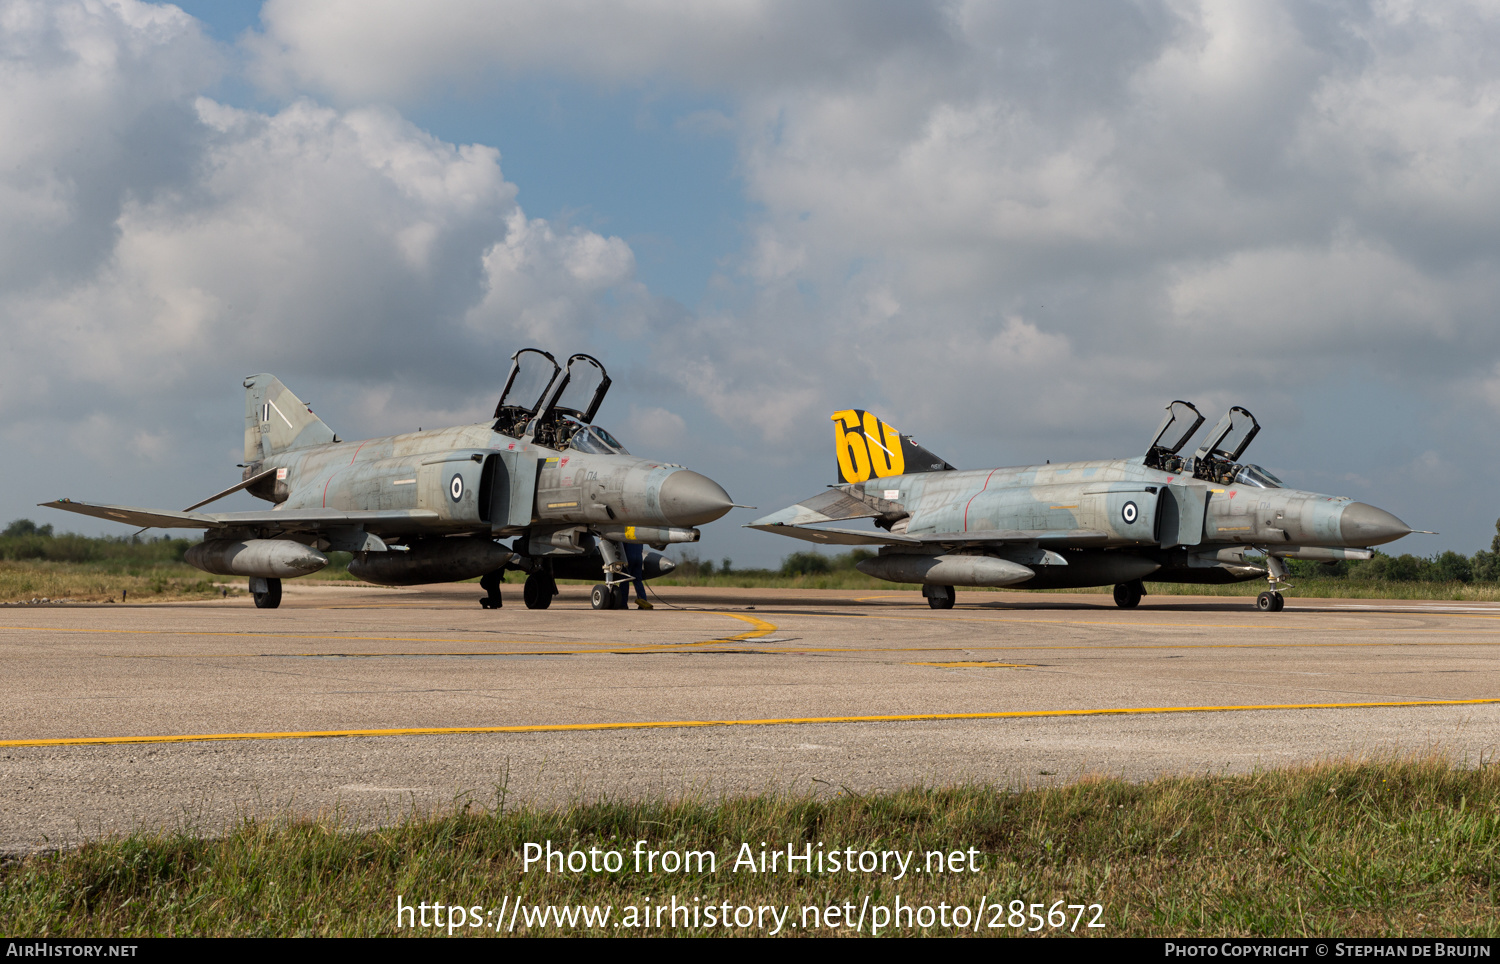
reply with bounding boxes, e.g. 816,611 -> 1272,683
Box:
1257,591 -> 1285,612
590,583 -> 631,609
1256,552 -> 1290,612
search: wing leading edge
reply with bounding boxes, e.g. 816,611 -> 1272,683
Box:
41,499 -> 440,532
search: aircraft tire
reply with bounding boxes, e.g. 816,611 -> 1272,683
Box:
928,586 -> 956,610
1257,591 -> 1276,612
1272,591 -> 1285,612
253,578 -> 282,610
523,573 -> 553,610
591,584 -> 615,610
1113,581 -> 1143,609
613,585 -> 630,610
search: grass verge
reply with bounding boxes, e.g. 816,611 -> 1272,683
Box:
3,755 -> 1497,936
0,561 -> 235,605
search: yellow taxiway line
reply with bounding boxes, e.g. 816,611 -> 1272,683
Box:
0,613 -> 777,656
5,698 -> 1496,748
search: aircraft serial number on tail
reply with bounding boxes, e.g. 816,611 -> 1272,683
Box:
832,409 -> 905,483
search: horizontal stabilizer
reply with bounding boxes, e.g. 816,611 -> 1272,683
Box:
182,467 -> 278,513
744,523 -> 921,546
749,487 -> 896,528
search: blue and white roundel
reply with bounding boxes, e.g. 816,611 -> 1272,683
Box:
449,474 -> 464,502
1122,500 -> 1138,525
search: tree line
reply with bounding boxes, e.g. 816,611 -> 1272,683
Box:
6,516 -> 1500,584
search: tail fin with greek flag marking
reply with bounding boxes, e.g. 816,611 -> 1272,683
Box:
244,374 -> 338,462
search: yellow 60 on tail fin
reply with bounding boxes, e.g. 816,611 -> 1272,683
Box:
832,410 -> 906,483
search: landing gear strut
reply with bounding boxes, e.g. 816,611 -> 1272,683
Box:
591,538 -> 632,612
523,571 -> 555,610
1113,580 -> 1144,609
479,570 -> 503,609
251,577 -> 282,609
1257,552 -> 1289,612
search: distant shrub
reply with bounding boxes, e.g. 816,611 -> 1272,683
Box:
780,552 -> 832,576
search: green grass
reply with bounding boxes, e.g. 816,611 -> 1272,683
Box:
1138,579 -> 1500,601
3,756 -> 1497,936
0,560 -> 235,604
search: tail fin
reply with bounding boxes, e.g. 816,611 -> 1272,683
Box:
244,374 -> 338,462
831,409 -> 955,484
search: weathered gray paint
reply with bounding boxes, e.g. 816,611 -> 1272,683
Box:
751,405 -> 1415,599
45,356 -> 734,597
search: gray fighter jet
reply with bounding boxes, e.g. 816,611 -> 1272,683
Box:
44,349 -> 734,610
749,402 -> 1418,611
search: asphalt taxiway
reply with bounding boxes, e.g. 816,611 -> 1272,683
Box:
3,583 -> 1498,852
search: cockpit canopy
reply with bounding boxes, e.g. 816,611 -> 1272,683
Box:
565,423 -> 630,456
1143,400 -> 1267,484
492,349 -> 614,448
1233,463 -> 1283,489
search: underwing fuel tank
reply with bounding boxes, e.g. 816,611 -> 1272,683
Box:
856,554 -> 1034,587
348,539 -> 514,586
550,549 -> 677,582
186,539 -> 329,578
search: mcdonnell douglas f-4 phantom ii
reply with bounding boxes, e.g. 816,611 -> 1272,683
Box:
45,349 -> 735,610
749,402 -> 1418,611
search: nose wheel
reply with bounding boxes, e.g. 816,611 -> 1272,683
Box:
590,583 -> 632,610
1257,591 -> 1285,612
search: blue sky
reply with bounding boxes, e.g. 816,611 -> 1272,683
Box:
4,0 -> 1500,569
175,0 -> 746,310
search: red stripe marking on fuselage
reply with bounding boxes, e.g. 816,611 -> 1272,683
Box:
962,469 -> 1001,532
348,440 -> 368,464
322,475 -> 333,508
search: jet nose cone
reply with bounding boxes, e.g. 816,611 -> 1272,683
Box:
1340,502 -> 1412,547
659,470 -> 734,526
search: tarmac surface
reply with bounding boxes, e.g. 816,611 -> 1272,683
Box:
4,582 -> 1499,853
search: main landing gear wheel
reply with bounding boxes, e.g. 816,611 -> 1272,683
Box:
591,584 -> 617,610
1256,591 -> 1285,612
478,570 -> 503,609
252,577 -> 282,610
613,585 -> 630,610
1113,580 -> 1144,609
523,573 -> 554,610
927,585 -> 956,610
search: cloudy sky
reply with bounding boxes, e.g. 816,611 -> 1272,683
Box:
4,0 -> 1499,566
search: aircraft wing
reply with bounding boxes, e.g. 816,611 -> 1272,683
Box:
42,499 -> 441,532
41,500 -> 224,529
